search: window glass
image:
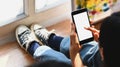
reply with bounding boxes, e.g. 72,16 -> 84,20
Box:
0,0 -> 24,26
47,0 -> 59,5
35,0 -> 60,11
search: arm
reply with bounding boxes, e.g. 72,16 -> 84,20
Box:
70,32 -> 83,67
70,23 -> 84,67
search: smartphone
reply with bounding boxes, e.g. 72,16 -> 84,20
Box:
71,8 -> 94,45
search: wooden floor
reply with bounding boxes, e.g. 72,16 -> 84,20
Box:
0,19 -> 71,67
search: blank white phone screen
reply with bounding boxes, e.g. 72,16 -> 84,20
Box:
73,12 -> 93,41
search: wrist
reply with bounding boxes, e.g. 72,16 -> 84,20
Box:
70,53 -> 83,67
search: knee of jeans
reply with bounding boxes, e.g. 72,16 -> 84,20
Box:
80,41 -> 99,65
60,36 -> 70,58
33,46 -> 51,57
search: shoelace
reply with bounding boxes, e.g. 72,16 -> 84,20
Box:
35,29 -> 49,41
19,30 -> 31,46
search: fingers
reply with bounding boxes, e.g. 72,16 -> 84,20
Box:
70,23 -> 80,46
70,30 -> 78,45
70,32 -> 81,51
84,25 -> 100,42
70,23 -> 75,45
94,32 -> 99,40
90,21 -> 93,24
71,23 -> 75,34
84,26 -> 99,33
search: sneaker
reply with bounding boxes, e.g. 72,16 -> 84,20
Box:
15,25 -> 42,51
30,24 -> 55,45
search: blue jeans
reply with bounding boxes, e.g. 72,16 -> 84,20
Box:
28,36 -> 103,67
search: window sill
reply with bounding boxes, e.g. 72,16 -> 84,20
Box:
0,14 -> 26,27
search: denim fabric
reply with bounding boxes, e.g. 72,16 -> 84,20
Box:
33,46 -> 71,65
33,36 -> 103,67
60,36 -> 103,67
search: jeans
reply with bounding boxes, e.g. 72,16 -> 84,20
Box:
28,36 -> 103,67
59,36 -> 103,67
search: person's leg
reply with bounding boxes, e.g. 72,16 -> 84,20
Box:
45,35 -> 103,67
80,41 -> 103,67
47,34 -> 63,51
60,36 -> 103,67
33,45 -> 71,65
15,24 -> 72,66
47,34 -> 103,67
22,39 -> 72,65
27,41 -> 71,65
30,24 -> 103,67
27,41 -> 40,56
30,24 -> 64,51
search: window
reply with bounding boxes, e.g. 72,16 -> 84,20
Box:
0,0 -> 69,26
0,0 -> 24,26
35,0 -> 67,12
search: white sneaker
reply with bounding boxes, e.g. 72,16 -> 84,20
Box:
15,25 -> 41,51
31,24 -> 55,45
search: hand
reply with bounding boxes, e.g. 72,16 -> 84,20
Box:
85,26 -> 100,42
70,23 -> 83,67
70,23 -> 82,54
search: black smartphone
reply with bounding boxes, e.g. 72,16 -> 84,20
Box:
71,8 -> 94,45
